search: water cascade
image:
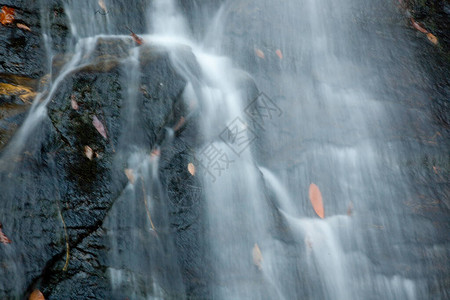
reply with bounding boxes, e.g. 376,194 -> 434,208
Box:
0,0 -> 448,299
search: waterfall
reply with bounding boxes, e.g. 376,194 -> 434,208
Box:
0,0 -> 447,299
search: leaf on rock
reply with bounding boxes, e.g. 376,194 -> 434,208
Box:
173,116 -> 185,132
29,289 -> 45,300
0,6 -> 15,26
309,183 -> 324,219
126,27 -> 144,45
426,33 -> 438,45
70,95 -> 79,110
411,18 -> 428,34
16,23 -> 31,31
252,243 -> 263,270
188,163 -> 196,176
98,0 -> 107,13
150,148 -> 160,159
255,48 -> 265,59
0,83 -> 37,103
84,145 -> 94,160
92,115 -> 107,139
275,49 -> 283,59
0,223 -> 11,244
124,168 -> 135,184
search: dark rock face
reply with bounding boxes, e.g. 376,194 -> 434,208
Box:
0,20 -> 208,299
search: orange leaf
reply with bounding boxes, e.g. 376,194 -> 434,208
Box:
411,18 -> 428,34
255,48 -> 265,59
275,49 -> 283,60
252,243 -> 263,270
0,6 -> 15,26
92,115 -> 107,139
29,289 -> 45,300
309,183 -> 324,219
0,223 -> 11,244
426,33 -> 438,45
187,163 -> 195,176
16,23 -> 31,32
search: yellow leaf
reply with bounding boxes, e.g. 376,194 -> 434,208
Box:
29,289 -> 45,300
426,33 -> 438,45
0,83 -> 36,103
252,243 -> 263,270
124,168 -> 135,184
188,163 -> 196,176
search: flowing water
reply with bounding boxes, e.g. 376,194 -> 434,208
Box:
1,0 -> 448,299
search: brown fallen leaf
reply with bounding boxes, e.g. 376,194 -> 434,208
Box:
29,289 -> 45,300
126,27 -> 144,45
92,115 -> 107,139
70,95 -> 79,110
255,48 -> 265,59
187,163 -> 196,176
252,243 -> 263,270
0,223 -> 11,244
16,23 -> 31,32
173,116 -> 186,132
84,145 -> 94,160
98,0 -> 107,13
124,168 -> 135,184
0,6 -> 15,26
411,18 -> 428,34
426,33 -> 438,45
275,49 -> 283,60
309,183 -> 324,219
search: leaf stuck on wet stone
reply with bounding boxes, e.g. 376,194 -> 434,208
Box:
70,95 -> 79,110
426,33 -> 438,45
124,168 -> 135,184
188,163 -> 196,176
411,18 -> 428,34
98,0 -> 107,13
29,289 -> 45,300
255,48 -> 265,59
309,183 -> 324,219
252,243 -> 263,270
84,145 -> 94,160
92,115 -> 107,139
276,49 -> 283,59
0,6 -> 15,26
0,223 -> 11,244
16,23 -> 31,31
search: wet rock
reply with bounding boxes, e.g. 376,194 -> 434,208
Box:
0,33 -> 206,298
